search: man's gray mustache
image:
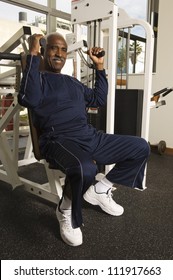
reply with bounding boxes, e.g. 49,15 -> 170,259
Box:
52,56 -> 65,62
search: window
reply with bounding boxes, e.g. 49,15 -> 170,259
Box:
28,0 -> 47,5
116,0 -> 158,74
0,2 -> 46,24
117,0 -> 147,19
117,32 -> 146,75
0,1 -> 47,36
56,0 -> 71,13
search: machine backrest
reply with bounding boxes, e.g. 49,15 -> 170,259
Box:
20,52 -> 43,161
27,109 -> 43,160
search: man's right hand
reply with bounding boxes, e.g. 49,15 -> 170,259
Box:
28,34 -> 44,56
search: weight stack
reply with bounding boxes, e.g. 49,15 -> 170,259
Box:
88,89 -> 143,137
114,89 -> 143,136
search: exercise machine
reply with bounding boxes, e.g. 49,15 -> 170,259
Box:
70,0 -> 154,187
0,0 -> 154,203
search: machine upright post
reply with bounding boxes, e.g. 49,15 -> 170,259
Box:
71,0 -> 118,174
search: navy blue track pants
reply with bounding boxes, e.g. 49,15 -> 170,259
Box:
41,132 -> 150,228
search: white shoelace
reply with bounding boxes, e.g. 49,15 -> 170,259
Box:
59,210 -> 73,230
107,187 -> 117,202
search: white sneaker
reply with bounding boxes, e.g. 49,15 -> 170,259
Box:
56,207 -> 83,246
83,185 -> 124,216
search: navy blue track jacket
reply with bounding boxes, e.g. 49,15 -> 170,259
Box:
18,55 -> 108,140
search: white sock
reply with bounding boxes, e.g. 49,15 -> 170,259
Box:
95,177 -> 113,193
60,196 -> 72,211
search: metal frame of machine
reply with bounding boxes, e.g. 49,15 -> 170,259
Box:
0,0 -> 155,201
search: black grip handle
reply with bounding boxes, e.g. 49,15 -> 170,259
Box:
39,38 -> 46,56
39,38 -> 46,48
162,88 -> 173,97
153,87 -> 168,96
86,50 -> 105,58
94,50 -> 105,58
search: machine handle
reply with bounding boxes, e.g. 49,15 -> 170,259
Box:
86,49 -> 105,58
39,38 -> 46,56
93,50 -> 105,58
162,88 -> 173,97
153,87 -> 168,96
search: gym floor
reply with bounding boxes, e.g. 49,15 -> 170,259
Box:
0,151 -> 173,260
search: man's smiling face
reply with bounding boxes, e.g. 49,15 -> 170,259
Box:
44,34 -> 68,73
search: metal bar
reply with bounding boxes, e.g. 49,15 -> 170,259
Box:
98,19 -> 102,46
0,135 -> 22,188
0,53 -> 21,61
0,101 -> 21,133
125,28 -> 131,88
87,21 -> 92,87
0,69 -> 16,81
0,26 -> 31,53
16,178 -> 60,204
105,5 -> 118,174
12,100 -> 20,167
92,20 -> 97,87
